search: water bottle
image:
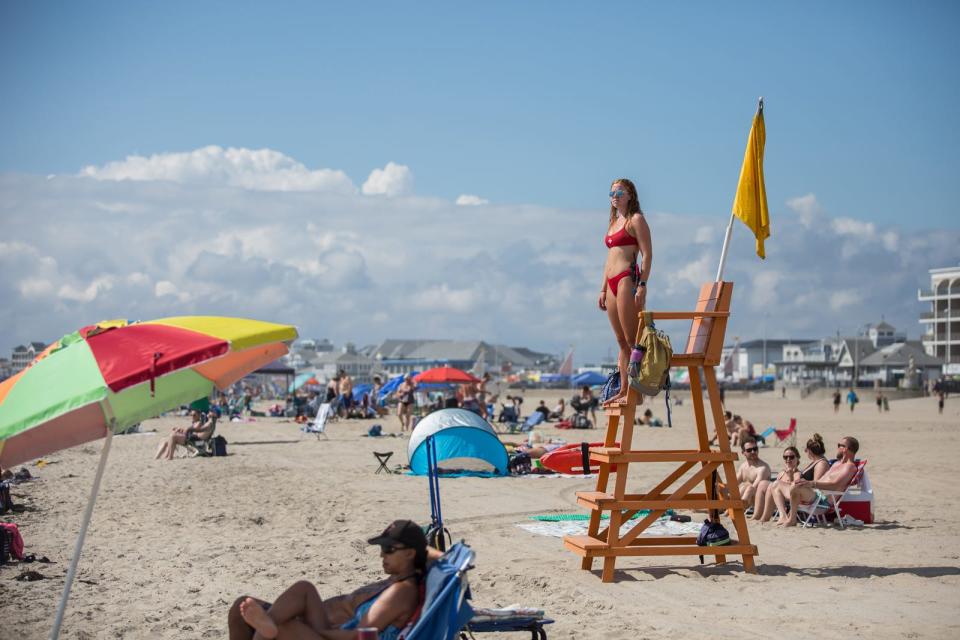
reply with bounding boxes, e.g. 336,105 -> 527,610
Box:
628,345 -> 646,379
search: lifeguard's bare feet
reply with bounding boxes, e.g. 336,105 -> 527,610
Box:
603,392 -> 628,407
239,597 -> 278,639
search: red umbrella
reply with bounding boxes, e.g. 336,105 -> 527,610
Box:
415,366 -> 480,384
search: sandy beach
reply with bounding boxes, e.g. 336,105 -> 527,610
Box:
3,391 -> 959,639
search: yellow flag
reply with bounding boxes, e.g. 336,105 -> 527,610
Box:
732,103 -> 769,258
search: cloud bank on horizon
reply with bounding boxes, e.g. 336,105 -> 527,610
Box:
2,146 -> 956,363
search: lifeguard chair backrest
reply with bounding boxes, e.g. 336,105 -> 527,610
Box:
683,281 -> 733,366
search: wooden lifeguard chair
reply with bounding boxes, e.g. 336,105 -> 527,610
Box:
563,281 -> 758,581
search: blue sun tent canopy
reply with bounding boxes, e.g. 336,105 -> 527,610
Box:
572,371 -> 607,387
408,409 -> 508,476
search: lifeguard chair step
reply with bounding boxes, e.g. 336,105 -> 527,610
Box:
564,534 -> 758,559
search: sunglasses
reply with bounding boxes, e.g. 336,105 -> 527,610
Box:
836,443 -> 847,449
609,190 -> 625,198
783,455 -> 797,460
380,545 -> 408,555
743,447 -> 758,453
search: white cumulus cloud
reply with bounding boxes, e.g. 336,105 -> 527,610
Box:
80,145 -> 356,194
786,193 -> 823,228
361,162 -> 413,197
1,157 -> 957,362
456,194 -> 489,206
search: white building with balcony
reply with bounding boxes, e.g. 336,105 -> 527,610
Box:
918,265 -> 960,374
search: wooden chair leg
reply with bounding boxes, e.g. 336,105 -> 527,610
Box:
602,556 -> 617,582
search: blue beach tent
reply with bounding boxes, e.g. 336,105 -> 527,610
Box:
572,371 -> 607,387
408,409 -> 508,476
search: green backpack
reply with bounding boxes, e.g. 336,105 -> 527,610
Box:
631,311 -> 673,396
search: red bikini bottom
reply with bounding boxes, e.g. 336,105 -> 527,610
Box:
606,265 -> 639,296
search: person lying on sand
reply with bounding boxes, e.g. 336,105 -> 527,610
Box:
228,520 -> 444,640
779,436 -> 860,527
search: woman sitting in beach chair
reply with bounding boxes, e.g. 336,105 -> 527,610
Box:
229,520 -> 442,640
154,410 -> 216,460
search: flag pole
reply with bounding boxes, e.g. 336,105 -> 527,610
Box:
715,96 -> 764,283
715,211 -> 737,282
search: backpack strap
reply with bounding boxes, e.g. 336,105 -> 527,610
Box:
643,311 -> 654,328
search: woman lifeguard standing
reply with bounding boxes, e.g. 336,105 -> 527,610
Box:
598,178 -> 652,405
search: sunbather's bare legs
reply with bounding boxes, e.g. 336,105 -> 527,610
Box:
755,481 -> 787,522
164,432 -> 187,460
244,581 -> 329,640
771,484 -> 791,523
229,596 -> 267,640
780,485 -> 816,527
739,481 -> 756,507
602,282 -> 638,406
751,480 -> 770,519
231,581 -> 330,640
239,598 -> 279,639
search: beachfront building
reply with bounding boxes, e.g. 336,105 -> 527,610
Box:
721,339 -> 811,380
774,320 -> 941,388
11,341 -> 47,373
373,339 -> 558,377
764,319 -> 943,388
0,357 -> 12,381
918,265 -> 960,375
777,339 -> 840,385
312,343 -> 376,384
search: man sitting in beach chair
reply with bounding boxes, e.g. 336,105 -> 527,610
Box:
736,437 -> 771,508
780,435 -> 861,527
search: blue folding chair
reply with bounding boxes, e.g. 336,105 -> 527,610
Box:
404,543 -> 553,640
520,411 -> 545,432
757,426 -> 775,446
405,543 -> 475,640
425,436 -> 452,551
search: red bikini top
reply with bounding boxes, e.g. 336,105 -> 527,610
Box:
605,225 -> 638,248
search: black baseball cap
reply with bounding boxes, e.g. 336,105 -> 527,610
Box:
367,519 -> 427,550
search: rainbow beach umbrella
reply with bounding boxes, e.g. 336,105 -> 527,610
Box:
0,315 -> 297,639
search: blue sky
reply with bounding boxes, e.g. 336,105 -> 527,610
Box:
1,2 -> 958,362
3,2 -> 959,227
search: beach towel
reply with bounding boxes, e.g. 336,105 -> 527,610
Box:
516,517 -> 700,539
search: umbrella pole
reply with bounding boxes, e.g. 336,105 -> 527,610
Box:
50,428 -> 114,640
715,210 -> 736,282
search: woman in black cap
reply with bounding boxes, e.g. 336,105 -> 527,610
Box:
230,520 -> 432,640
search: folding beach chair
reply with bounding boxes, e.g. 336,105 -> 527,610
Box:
772,418 -> 797,448
799,460 -> 868,529
373,451 -> 396,474
301,402 -> 333,439
404,542 -> 475,640
519,411 -> 545,433
403,542 -> 553,640
184,414 -> 218,457
757,426 -> 775,446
